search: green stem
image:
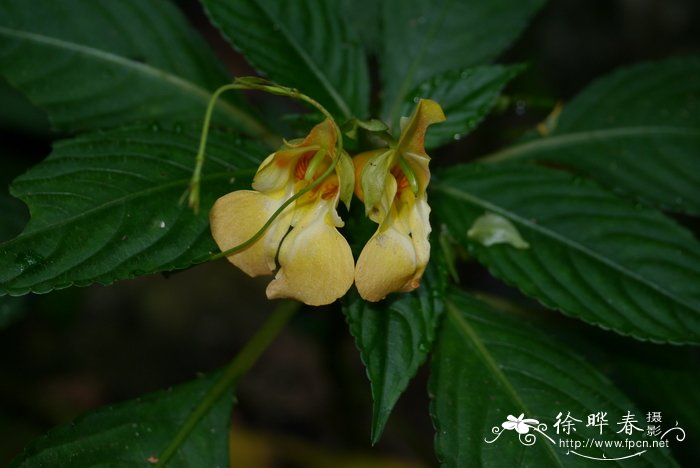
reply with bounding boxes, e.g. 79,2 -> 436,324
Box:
185,77 -> 344,214
155,300 -> 299,467
186,83 -> 251,213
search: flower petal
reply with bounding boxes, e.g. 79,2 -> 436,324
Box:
209,190 -> 292,277
266,200 -> 354,306
355,217 -> 417,302
253,151 -> 300,193
396,99 -> 446,158
515,423 -> 531,434
402,195 -> 432,291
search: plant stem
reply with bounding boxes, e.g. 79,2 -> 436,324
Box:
155,300 -> 300,466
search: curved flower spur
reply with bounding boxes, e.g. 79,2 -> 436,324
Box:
352,99 -> 445,301
184,79 -> 355,306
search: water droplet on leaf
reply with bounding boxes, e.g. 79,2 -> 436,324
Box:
16,250 -> 44,273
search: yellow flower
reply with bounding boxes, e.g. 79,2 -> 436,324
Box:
209,120 -> 355,306
353,100 -> 445,301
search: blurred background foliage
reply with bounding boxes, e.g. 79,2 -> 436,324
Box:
1,0 -> 699,466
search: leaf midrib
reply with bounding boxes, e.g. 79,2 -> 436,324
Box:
479,126 -> 700,162
249,0 -> 352,118
444,299 -> 564,468
0,170 -> 253,250
433,183 -> 699,316
0,26 -> 274,141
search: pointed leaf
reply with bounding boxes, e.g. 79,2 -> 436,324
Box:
487,57 -> 700,215
430,290 -> 678,466
203,0 -> 370,119
402,65 -> 522,147
380,0 -> 544,125
432,163 -> 700,344
343,260 -> 446,443
0,0 -> 270,139
0,124 -> 266,296
10,373 -> 234,467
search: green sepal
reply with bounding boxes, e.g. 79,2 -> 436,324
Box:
343,118 -> 390,139
360,149 -> 394,216
357,118 -> 389,132
336,150 -> 355,210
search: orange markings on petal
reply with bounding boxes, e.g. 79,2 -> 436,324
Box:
294,153 -> 312,180
391,165 -> 410,194
321,183 -> 339,200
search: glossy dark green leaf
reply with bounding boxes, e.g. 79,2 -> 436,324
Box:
203,0 -> 370,120
0,0 -> 272,140
343,260 -> 446,443
402,65 -> 522,148
430,290 -> 678,467
0,124 -> 265,296
432,163 -> 700,344
380,0 -> 545,125
0,190 -> 28,327
486,57 -> 700,215
10,373 -> 233,467
0,191 -> 27,243
340,0 -> 381,54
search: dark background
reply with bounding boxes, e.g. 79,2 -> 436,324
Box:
1,0 -> 699,466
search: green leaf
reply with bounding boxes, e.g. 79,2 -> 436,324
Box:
430,289 -> 678,467
486,57 -> 700,215
0,190 -> 28,243
203,0 -> 370,119
432,163 -> 700,344
10,372 -> 234,467
380,0 -> 545,125
0,124 -> 266,296
0,190 -> 28,327
610,349 -> 700,464
401,65 -> 522,148
343,260 -> 446,443
0,0 -> 271,140
339,0 -> 380,54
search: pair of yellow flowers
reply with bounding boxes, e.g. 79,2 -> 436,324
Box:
210,99 -> 445,306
